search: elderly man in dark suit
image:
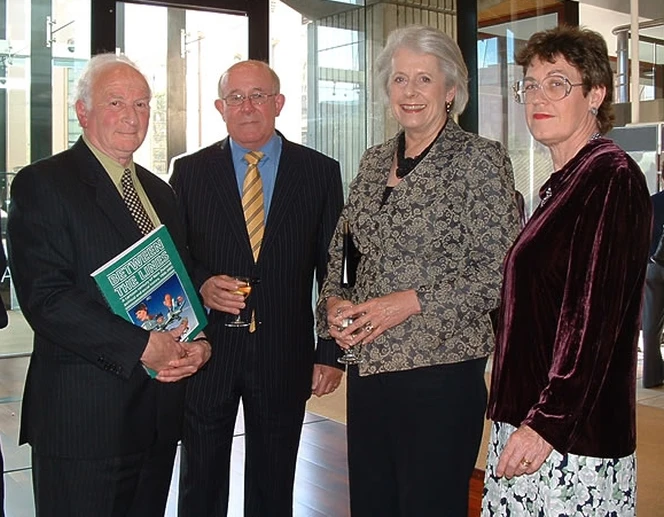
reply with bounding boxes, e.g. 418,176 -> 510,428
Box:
171,60 -> 344,516
642,190 -> 664,388
7,53 -> 210,516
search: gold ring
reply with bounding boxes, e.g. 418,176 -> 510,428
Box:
520,458 -> 532,467
365,322 -> 374,332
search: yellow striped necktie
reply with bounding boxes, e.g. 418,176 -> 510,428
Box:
243,151 -> 265,262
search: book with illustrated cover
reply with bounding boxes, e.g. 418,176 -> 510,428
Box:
91,225 -> 207,376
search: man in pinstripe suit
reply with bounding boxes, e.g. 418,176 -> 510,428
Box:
171,60 -> 344,516
7,54 -> 210,516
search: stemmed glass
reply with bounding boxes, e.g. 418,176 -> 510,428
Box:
225,276 -> 252,328
337,316 -> 363,365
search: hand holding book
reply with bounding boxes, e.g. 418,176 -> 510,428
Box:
91,225 -> 208,379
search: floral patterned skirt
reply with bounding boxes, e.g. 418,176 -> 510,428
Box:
482,422 -> 636,517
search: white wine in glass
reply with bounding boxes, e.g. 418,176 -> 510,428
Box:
225,276 -> 252,328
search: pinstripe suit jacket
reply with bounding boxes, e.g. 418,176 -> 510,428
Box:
170,134 -> 343,405
7,138 -> 188,458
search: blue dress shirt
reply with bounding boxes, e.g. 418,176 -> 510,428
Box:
230,133 -> 283,221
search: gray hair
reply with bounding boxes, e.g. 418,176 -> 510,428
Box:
375,25 -> 469,115
217,60 -> 281,99
75,53 -> 150,110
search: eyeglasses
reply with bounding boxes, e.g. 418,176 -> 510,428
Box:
222,92 -> 276,106
512,75 -> 583,104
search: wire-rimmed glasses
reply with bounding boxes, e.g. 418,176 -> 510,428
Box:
222,92 -> 277,106
512,75 -> 583,104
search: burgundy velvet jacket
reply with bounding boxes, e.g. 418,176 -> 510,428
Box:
487,138 -> 651,458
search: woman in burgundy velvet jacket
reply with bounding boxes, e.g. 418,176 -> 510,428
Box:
482,26 -> 651,516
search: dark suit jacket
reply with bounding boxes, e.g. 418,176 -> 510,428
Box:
7,138 -> 188,458
649,190 -> 664,256
0,245 -> 7,329
170,134 -> 343,404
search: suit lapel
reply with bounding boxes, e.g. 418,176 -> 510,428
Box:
260,137 -> 303,258
71,139 -> 142,246
208,140 -> 255,259
137,166 -> 171,228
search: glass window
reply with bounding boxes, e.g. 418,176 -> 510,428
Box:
1,0 -> 91,313
271,1 -> 367,195
478,13 -> 559,216
120,3 -> 248,176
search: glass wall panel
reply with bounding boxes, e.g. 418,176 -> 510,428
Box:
120,3 -> 248,176
270,2 -> 364,194
638,24 -> 664,101
3,0 -> 89,177
478,13 -> 559,216
273,0 -> 456,194
1,0 -> 90,314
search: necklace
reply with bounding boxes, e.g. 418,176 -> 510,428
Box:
395,121 -> 447,179
589,132 -> 602,141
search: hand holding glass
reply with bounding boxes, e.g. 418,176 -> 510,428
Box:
225,276 -> 252,328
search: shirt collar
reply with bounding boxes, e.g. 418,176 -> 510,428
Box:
229,133 -> 281,165
82,134 -> 135,188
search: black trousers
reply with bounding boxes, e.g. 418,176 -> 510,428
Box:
178,335 -> 307,517
31,441 -> 177,517
642,262 -> 664,388
347,358 -> 488,517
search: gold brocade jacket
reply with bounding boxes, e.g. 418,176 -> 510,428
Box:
317,120 -> 520,376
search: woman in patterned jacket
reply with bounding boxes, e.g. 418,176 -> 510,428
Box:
317,24 -> 519,516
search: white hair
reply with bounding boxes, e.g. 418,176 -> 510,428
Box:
75,53 -> 150,109
375,25 -> 469,115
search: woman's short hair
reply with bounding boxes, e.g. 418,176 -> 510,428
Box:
375,25 -> 469,115
75,53 -> 149,110
515,25 -> 615,134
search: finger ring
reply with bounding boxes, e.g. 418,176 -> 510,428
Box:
365,322 -> 374,332
336,307 -> 343,316
520,458 -> 532,467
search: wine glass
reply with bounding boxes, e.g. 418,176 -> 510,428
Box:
337,317 -> 363,365
225,276 -> 252,328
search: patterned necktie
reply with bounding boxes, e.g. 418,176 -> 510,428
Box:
121,168 -> 155,236
242,151 -> 265,262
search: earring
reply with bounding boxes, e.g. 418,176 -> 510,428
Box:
445,101 -> 452,114
590,107 -> 598,116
